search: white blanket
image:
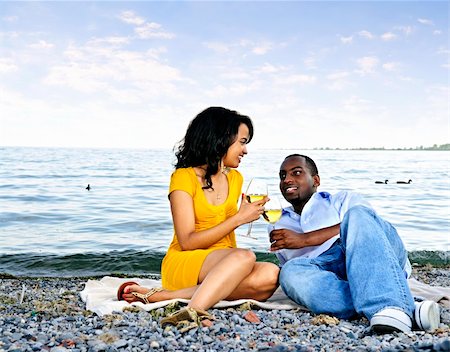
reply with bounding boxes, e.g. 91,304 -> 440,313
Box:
80,276 -> 305,316
80,276 -> 450,317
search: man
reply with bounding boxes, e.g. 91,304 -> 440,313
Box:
269,154 -> 440,334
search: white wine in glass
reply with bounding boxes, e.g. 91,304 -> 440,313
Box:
244,178 -> 268,237
263,196 -> 282,224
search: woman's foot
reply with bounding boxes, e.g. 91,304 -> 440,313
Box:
117,282 -> 164,304
160,307 -> 212,327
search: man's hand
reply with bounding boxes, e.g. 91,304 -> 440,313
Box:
269,223 -> 341,252
269,228 -> 304,251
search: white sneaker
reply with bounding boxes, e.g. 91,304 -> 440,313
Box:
414,301 -> 440,331
370,308 -> 412,334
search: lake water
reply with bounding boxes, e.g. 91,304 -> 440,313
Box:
0,147 -> 448,277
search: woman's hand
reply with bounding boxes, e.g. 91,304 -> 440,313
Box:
236,193 -> 268,225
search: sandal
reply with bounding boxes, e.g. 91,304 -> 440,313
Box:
117,281 -> 163,304
160,307 -> 212,327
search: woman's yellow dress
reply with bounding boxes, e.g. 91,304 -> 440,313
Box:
161,167 -> 242,290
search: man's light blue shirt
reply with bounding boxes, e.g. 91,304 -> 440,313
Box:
270,190 -> 411,277
271,191 -> 371,265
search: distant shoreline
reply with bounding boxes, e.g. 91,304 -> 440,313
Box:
311,143 -> 450,151
1,144 -> 449,151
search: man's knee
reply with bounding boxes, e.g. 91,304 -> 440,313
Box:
341,205 -> 378,235
343,205 -> 373,222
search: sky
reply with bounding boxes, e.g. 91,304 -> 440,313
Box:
0,1 -> 448,150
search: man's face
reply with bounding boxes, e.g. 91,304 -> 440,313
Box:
279,156 -> 320,205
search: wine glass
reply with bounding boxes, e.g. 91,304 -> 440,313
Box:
263,195 -> 283,252
262,196 -> 283,224
244,178 -> 268,238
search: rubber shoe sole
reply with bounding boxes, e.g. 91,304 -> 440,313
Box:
414,301 -> 440,331
370,308 -> 412,334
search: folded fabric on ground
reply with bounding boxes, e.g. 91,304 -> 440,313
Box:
80,276 -> 450,317
408,277 -> 450,308
80,276 -> 306,316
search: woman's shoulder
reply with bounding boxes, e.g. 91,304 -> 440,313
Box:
227,168 -> 243,182
171,167 -> 195,179
227,168 -> 242,177
170,167 -> 197,190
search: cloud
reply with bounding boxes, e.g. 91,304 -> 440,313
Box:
43,42 -> 183,98
87,37 -> 130,46
355,56 -> 379,75
2,15 -> 18,22
219,68 -> 251,80
252,42 -> 272,55
0,31 -> 19,40
381,32 -> 397,41
135,22 -> 174,39
358,30 -> 374,39
342,95 -> 372,114
118,10 -> 145,26
339,35 -> 353,44
204,39 -> 274,56
274,74 -> 316,85
29,40 -> 54,49
395,26 -> 413,36
433,30 -> 442,35
257,63 -> 284,74
418,18 -> 434,26
0,58 -> 18,73
327,72 -> 350,80
205,81 -> 262,98
204,41 -> 230,54
239,39 -> 274,55
326,71 -> 351,91
382,62 -> 399,72
304,56 -> 317,69
118,10 -> 174,40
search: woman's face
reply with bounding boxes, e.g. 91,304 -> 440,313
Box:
222,123 -> 250,168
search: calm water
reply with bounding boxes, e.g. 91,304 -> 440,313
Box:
0,147 -> 448,277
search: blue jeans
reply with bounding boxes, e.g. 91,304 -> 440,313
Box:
279,205 -> 414,320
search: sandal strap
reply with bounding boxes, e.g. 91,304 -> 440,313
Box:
131,287 -> 163,304
160,307 -> 212,328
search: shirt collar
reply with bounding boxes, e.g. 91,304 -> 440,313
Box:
282,206 -> 300,219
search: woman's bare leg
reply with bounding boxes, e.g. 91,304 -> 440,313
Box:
197,249 -> 279,301
122,248 -> 279,309
188,248 -> 257,310
122,248 -> 252,303
225,261 -> 280,301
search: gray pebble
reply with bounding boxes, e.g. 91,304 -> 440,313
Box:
0,274 -> 448,351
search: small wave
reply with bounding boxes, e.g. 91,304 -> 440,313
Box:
0,250 -> 447,278
0,250 -> 165,278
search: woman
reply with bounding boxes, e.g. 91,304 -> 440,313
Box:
118,107 -> 280,326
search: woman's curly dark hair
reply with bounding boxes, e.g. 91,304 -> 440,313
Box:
174,107 -> 253,190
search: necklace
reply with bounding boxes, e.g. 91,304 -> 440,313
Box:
194,166 -> 227,202
207,187 -> 222,200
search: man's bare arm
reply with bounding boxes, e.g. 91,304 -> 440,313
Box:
270,223 -> 340,251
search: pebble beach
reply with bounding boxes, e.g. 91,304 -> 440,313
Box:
1,266 -> 449,352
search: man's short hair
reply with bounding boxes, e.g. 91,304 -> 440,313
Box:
284,154 -> 319,176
